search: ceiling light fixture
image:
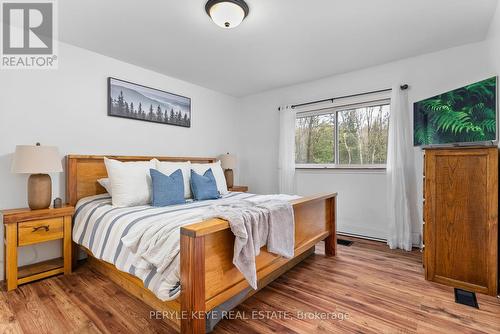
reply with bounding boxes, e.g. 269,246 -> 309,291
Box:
205,0 -> 249,29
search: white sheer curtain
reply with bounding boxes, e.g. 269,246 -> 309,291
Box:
278,105 -> 296,194
386,86 -> 420,251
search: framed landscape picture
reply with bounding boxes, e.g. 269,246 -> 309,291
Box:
108,77 -> 191,127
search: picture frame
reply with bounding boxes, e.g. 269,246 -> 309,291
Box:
107,77 -> 191,128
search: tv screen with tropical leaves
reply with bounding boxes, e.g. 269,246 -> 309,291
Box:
413,77 -> 497,146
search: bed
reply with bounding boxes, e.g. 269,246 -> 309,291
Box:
67,155 -> 337,334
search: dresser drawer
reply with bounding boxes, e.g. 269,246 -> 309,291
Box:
18,217 -> 64,246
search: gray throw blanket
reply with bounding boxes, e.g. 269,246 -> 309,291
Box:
204,199 -> 295,289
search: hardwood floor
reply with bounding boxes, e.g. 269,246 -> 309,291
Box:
1,238 -> 499,333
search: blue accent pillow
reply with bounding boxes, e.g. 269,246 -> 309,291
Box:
150,169 -> 186,207
190,168 -> 220,201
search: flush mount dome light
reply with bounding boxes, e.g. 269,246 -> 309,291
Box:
205,0 -> 249,29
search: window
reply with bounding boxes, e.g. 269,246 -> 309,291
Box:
295,98 -> 390,168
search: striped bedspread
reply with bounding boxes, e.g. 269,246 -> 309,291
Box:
73,192 -> 297,301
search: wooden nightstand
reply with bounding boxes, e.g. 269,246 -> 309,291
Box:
228,186 -> 248,192
2,205 -> 74,291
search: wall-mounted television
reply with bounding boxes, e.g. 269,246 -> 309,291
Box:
413,77 -> 497,146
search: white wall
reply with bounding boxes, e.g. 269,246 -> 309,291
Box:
0,42 -> 241,280
239,41 -> 495,242
488,1 -> 500,72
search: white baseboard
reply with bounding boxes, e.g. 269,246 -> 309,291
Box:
338,231 -> 422,248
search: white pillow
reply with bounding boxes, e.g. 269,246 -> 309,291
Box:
104,158 -> 155,207
153,159 -> 192,199
97,178 -> 112,196
191,161 -> 228,195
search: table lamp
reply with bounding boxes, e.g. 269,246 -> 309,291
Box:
11,143 -> 63,210
219,152 -> 236,188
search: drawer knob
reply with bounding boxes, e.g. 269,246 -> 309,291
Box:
32,225 -> 50,232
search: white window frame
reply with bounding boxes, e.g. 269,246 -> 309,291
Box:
295,92 -> 391,169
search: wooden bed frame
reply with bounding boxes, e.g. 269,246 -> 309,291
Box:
66,155 -> 337,334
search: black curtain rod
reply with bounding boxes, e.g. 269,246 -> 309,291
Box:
279,84 -> 409,111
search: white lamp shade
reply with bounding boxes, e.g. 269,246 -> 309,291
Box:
209,2 -> 245,28
11,145 -> 63,174
219,153 -> 236,169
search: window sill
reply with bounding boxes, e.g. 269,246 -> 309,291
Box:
295,164 -> 386,170
295,166 -> 387,175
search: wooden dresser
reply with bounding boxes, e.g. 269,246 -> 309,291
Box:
423,146 -> 498,296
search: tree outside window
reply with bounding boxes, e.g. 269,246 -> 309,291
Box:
295,102 -> 390,167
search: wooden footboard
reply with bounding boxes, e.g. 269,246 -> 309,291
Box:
179,193 -> 337,333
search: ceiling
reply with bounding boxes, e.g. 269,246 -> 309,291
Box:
59,0 -> 498,97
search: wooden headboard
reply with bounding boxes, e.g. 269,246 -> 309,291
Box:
66,155 -> 216,206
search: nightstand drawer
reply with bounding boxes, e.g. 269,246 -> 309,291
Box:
18,217 -> 64,246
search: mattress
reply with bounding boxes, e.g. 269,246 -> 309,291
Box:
73,191 -> 295,301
